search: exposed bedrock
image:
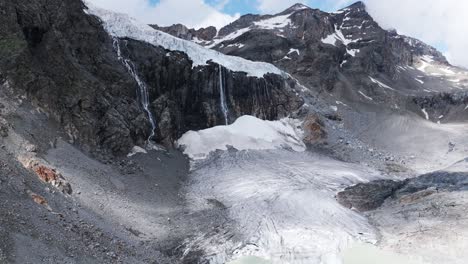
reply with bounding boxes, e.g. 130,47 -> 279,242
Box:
412,92 -> 468,122
337,171 -> 468,212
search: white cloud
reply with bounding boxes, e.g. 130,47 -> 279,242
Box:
361,0 -> 468,68
256,0 -> 307,14
87,0 -> 240,29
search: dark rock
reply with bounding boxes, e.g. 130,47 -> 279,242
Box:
338,171 -> 468,212
396,171 -> 468,196
324,113 -> 342,121
150,24 -> 217,41
0,116 -> 9,137
412,92 -> 468,122
336,179 -> 406,211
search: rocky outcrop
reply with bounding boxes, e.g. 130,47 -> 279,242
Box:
33,165 -> 72,194
150,24 -> 217,41
337,179 -> 406,211
412,92 -> 468,122
0,117 -> 8,138
302,114 -> 327,146
337,171 -> 468,212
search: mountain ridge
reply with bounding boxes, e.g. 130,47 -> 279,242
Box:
155,1 -> 448,66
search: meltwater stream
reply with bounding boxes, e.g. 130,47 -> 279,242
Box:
113,38 -> 157,142
219,65 -> 229,125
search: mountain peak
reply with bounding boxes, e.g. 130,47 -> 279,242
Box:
282,3 -> 311,13
346,1 -> 366,10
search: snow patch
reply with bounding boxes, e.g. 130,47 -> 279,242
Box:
358,91 -> 373,101
177,116 -> 305,160
421,108 -> 429,120
417,60 -> 430,72
84,2 -> 283,78
321,27 -> 359,56
369,77 -> 395,91
336,101 -> 348,107
254,14 -> 294,30
287,48 -> 300,55
441,68 -> 455,75
322,33 -> 338,46
207,27 -> 251,48
127,146 -> 147,157
226,43 -> 245,49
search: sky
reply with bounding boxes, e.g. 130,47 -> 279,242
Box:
87,0 -> 468,68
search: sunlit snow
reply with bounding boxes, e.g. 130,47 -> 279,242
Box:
177,115 -> 305,160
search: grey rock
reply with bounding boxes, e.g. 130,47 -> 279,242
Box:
338,171 -> 468,212
336,179 -> 406,211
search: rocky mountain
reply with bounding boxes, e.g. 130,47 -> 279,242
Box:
1,0 -> 468,264
149,24 -> 217,42
161,1 -> 468,122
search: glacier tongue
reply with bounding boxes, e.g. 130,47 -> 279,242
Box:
83,1 -> 284,78
184,149 -> 381,263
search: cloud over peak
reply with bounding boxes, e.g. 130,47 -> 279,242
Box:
87,0 -> 240,29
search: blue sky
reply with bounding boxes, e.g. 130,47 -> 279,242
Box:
149,0 -> 346,15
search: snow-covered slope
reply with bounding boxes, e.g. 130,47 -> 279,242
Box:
177,115 -> 305,160
83,2 -> 284,78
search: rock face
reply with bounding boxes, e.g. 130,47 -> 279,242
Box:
413,91 -> 468,122
0,0 -> 301,155
337,171 -> 468,212
33,165 -> 72,194
302,114 -> 327,146
0,117 -> 8,138
118,39 -> 303,146
150,24 -> 217,42
337,179 -> 406,211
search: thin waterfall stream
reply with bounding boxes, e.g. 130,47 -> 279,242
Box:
219,65 -> 229,125
113,38 -> 157,142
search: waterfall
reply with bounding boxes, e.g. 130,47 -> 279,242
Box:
113,38 -> 157,142
218,65 -> 229,125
